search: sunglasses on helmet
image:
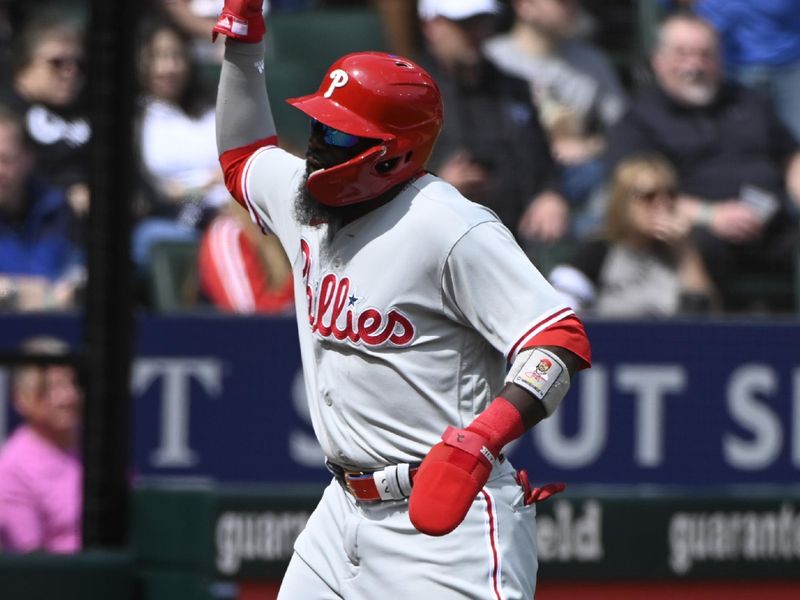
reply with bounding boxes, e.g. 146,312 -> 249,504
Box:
310,119 -> 360,148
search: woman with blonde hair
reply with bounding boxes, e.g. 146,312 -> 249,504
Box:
549,154 -> 716,316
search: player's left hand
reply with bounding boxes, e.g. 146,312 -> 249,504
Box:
212,0 -> 265,43
409,426 -> 499,536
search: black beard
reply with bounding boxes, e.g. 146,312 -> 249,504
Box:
293,161 -> 410,232
294,164 -> 344,230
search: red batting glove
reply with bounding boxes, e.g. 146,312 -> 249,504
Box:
212,0 -> 265,43
409,426 -> 499,536
409,398 -> 525,536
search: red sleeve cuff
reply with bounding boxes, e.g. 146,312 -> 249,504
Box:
521,313 -> 591,370
218,135 -> 278,206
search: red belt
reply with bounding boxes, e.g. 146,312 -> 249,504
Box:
328,461 -> 419,502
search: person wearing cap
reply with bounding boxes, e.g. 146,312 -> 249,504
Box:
419,0 -> 572,249
211,1 -> 591,597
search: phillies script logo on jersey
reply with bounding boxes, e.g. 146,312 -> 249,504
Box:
300,239 -> 415,347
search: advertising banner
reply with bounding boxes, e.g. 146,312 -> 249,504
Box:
1,314 -> 798,486
132,485 -> 800,581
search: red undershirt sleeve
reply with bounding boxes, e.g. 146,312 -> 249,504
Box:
521,313 -> 591,370
218,135 -> 278,207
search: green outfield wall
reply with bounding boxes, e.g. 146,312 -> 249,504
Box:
131,483 -> 800,599
3,485 -> 800,599
0,551 -> 135,600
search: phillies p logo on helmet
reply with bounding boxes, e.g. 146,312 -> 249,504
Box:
324,69 -> 349,98
287,52 -> 443,207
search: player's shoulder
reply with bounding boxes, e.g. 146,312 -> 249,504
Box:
246,145 -> 306,199
250,144 -> 305,171
405,173 -> 501,235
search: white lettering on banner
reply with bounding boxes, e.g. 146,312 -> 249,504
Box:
616,365 -> 686,467
537,500 -> 604,562
215,511 -> 311,575
723,365 -> 782,470
133,358 -> 223,468
5,356 -> 788,477
289,368 -> 324,466
529,363 -> 799,473
668,504 -> 800,575
534,367 -> 608,468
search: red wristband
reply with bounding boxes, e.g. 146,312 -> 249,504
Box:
465,397 -> 525,457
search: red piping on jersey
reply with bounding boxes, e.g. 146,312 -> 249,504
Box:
218,136 -> 278,206
481,489 -> 503,600
508,310 -> 591,369
240,146 -> 271,234
506,307 -> 572,360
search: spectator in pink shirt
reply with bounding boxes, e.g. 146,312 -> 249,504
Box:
0,336 -> 83,553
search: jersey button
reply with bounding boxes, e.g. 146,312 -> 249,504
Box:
333,258 -> 342,269
324,393 -> 333,406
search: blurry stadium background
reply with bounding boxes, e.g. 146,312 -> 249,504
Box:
1,0 -> 799,599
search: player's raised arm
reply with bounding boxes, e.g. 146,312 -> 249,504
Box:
212,0 -> 277,203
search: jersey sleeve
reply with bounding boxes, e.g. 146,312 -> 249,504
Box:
441,221 -> 591,368
220,142 -> 305,241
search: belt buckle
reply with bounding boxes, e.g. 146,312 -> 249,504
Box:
343,470 -> 367,497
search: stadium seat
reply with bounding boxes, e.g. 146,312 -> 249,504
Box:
526,240 -> 576,279
264,9 -> 389,149
726,272 -> 796,314
265,9 -> 389,69
583,0 -> 643,87
265,60 -> 320,152
149,240 -> 201,312
636,0 -> 662,54
0,551 -> 134,600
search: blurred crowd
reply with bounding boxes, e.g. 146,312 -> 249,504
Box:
0,0 -> 798,320
0,0 -> 799,557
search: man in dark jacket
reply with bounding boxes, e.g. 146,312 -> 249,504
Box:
607,12 -> 800,311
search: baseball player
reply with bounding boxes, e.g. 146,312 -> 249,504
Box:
212,1 -> 591,598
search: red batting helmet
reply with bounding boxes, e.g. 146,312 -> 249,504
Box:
287,52 -> 443,207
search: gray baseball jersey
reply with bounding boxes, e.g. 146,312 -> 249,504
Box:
239,146 -> 575,469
